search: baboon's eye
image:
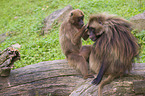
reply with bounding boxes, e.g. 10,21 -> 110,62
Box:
99,21 -> 102,24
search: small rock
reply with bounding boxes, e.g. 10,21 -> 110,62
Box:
11,43 -> 21,49
41,5 -> 73,35
130,11 -> 145,32
113,88 -> 117,92
0,32 -> 9,43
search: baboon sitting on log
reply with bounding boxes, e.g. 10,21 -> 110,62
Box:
59,9 -> 93,79
87,13 -> 139,96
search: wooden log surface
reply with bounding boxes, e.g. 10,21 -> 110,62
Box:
133,80 -> 145,95
0,60 -> 84,96
0,47 -> 20,77
0,60 -> 145,96
70,63 -> 145,96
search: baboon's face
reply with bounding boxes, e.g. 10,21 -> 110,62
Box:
87,20 -> 104,41
69,9 -> 84,29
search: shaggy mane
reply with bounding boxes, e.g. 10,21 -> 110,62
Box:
90,14 -> 139,72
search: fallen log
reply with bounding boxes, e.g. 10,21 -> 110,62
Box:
0,47 -> 20,76
133,80 -> 145,95
0,60 -> 84,96
0,60 -> 144,96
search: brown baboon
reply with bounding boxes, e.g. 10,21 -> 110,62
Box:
87,13 -> 139,96
59,9 -> 93,79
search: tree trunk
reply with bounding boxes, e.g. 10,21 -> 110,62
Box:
0,60 -> 145,96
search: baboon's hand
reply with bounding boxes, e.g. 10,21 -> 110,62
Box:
84,24 -> 89,32
80,24 -> 88,33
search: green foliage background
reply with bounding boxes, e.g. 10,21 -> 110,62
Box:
0,0 -> 145,69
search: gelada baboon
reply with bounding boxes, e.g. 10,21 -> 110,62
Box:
87,13 -> 139,96
59,9 -> 93,79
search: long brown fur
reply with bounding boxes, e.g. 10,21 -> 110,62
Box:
59,9 -> 93,79
88,13 -> 139,96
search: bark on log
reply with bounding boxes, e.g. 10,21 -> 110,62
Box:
0,60 -> 85,96
0,47 -> 20,76
0,60 -> 144,96
133,80 -> 145,95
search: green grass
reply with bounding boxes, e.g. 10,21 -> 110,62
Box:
0,0 -> 145,69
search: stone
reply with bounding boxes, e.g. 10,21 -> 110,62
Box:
11,43 -> 21,49
0,32 -> 9,43
130,11 -> 145,32
41,5 -> 73,35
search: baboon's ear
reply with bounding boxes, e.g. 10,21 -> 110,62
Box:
71,13 -> 73,16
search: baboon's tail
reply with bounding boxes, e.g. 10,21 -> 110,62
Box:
92,62 -> 108,85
